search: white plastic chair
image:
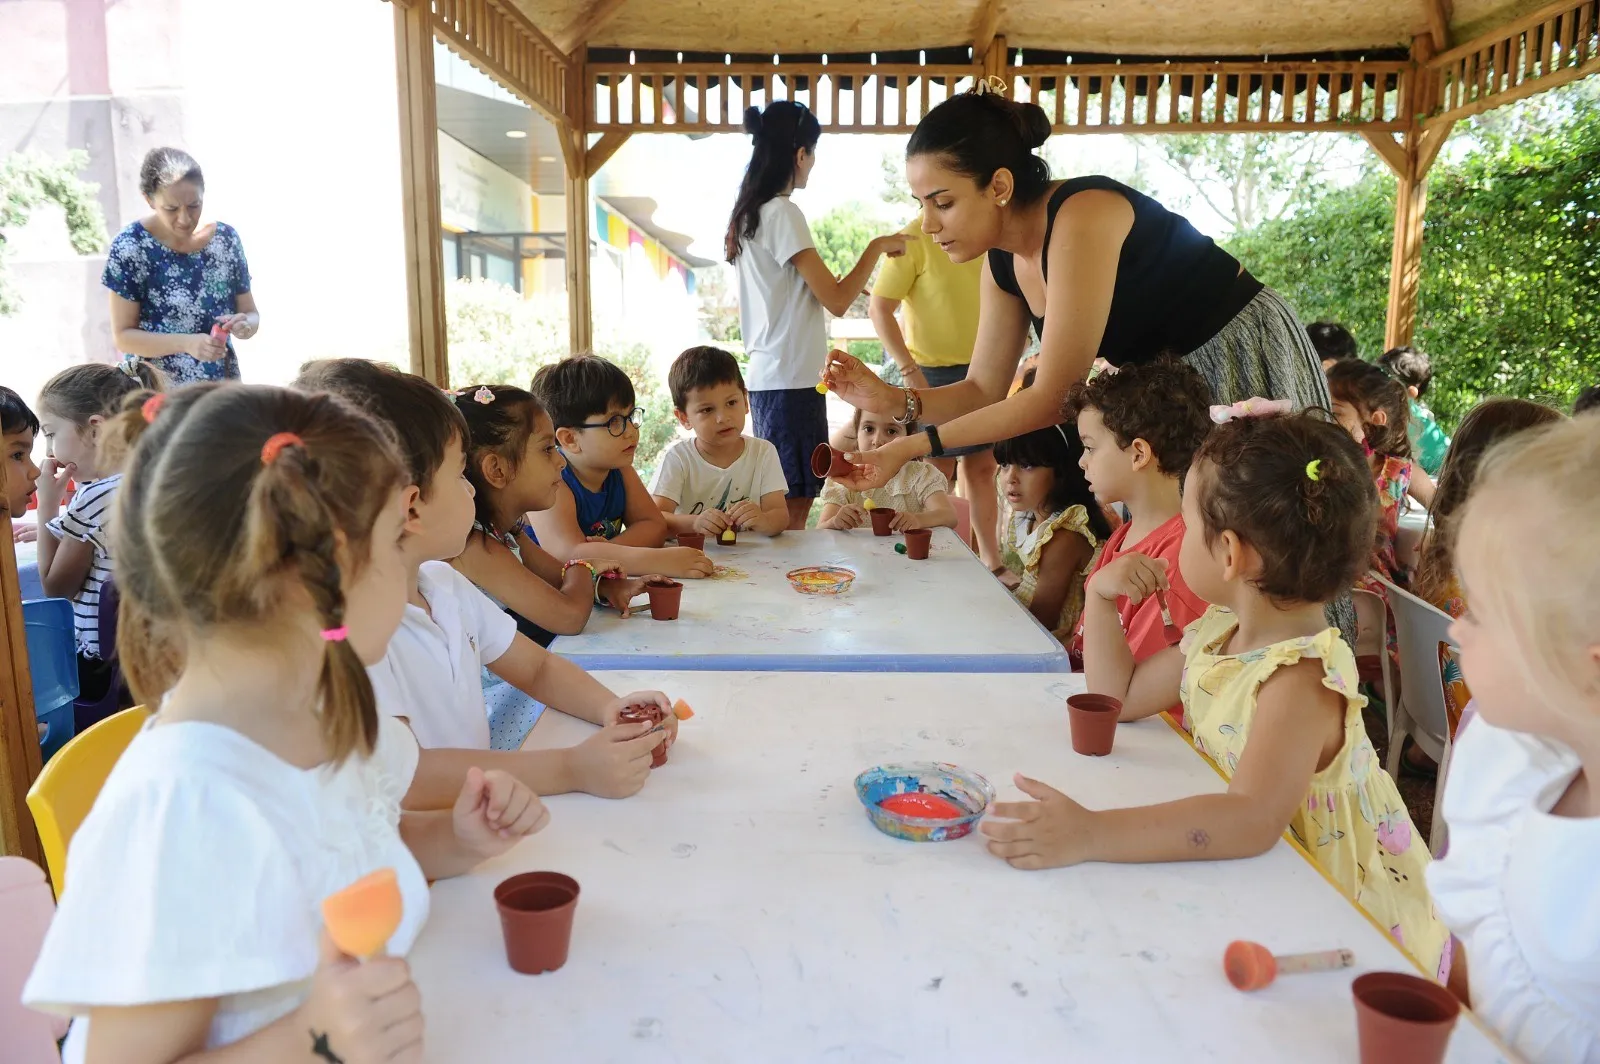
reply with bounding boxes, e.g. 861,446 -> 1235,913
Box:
0,856 -> 70,1062
1372,573 -> 1457,855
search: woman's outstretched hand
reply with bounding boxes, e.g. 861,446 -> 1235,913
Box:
835,434 -> 918,492
819,351 -> 901,418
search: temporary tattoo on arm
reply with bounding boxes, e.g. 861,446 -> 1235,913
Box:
310,1031 -> 345,1063
1187,828 -> 1211,851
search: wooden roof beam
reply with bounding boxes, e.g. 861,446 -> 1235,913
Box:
1421,0 -> 1452,52
557,0 -> 631,56
971,0 -> 1004,57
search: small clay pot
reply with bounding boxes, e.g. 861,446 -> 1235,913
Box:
676,531 -> 706,550
495,872 -> 580,975
902,527 -> 932,559
1066,693 -> 1121,756
618,703 -> 669,767
869,507 -> 897,536
811,442 -> 855,479
1352,972 -> 1460,1064
645,578 -> 682,621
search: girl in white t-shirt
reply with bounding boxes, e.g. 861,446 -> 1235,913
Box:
726,100 -> 908,529
818,409 -> 956,532
25,383 -> 549,1064
1426,415 -> 1600,1064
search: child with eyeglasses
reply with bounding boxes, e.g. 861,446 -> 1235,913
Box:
529,355 -> 714,579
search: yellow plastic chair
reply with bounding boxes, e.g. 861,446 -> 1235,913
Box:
26,706 -> 149,899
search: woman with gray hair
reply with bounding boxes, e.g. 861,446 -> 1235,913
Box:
103,147 -> 259,385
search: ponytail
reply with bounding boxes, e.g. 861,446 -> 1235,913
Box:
725,100 -> 822,262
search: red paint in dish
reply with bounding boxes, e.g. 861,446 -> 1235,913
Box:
877,792 -> 967,819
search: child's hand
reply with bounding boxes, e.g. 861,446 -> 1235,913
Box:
659,546 -> 715,578
34,457 -> 73,514
979,774 -> 1098,870
693,508 -> 732,536
301,931 -> 424,1064
598,574 -> 649,616
727,499 -> 762,530
830,503 -> 867,531
1087,552 -> 1169,605
889,510 -> 921,532
13,523 -> 37,544
452,767 -> 550,858
601,690 -> 679,747
567,719 -> 663,797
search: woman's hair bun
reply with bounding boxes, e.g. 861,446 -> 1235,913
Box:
1015,101 -> 1051,150
742,106 -> 764,136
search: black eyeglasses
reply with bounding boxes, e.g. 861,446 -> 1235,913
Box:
573,407 -> 642,437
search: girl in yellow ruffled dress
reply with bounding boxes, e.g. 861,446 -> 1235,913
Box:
980,407 -> 1451,980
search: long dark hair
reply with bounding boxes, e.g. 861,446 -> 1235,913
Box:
906,90 -> 1052,206
725,101 -> 821,262
994,423 -> 1111,540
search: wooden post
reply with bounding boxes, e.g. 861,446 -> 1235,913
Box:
563,55 -> 597,355
393,0 -> 450,387
982,35 -> 1007,82
1375,37 -> 1455,350
0,460 -> 44,862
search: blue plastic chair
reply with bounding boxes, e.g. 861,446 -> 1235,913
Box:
22,598 -> 79,763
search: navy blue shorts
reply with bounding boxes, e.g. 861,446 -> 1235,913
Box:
751,387 -> 827,499
918,363 -> 993,458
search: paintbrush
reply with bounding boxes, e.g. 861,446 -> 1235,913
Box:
1156,589 -> 1183,644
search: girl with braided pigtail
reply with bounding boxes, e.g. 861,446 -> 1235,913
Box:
983,409 -> 1452,982
26,384 -> 549,1064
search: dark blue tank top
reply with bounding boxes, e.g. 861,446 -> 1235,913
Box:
987,176 -> 1261,363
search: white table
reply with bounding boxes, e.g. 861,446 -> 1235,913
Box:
1397,502 -> 1431,571
410,672 -> 1512,1063
550,528 -> 1068,673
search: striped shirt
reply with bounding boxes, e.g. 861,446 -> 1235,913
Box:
46,474 -> 121,659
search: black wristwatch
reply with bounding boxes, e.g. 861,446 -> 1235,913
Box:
925,425 -> 945,458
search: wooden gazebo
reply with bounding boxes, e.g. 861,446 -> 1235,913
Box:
0,0 -> 1596,861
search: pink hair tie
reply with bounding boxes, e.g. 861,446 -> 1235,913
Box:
320,626 -> 350,642
260,431 -> 305,465
1209,397 -> 1293,424
141,393 -> 166,423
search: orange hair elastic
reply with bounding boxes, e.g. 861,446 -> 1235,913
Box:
141,393 -> 166,423
260,432 -> 305,465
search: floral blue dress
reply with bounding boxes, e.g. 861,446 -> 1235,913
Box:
102,220 -> 252,385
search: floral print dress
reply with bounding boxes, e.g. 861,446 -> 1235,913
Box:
1179,605 -> 1453,980
999,503 -> 1101,644
102,220 -> 252,385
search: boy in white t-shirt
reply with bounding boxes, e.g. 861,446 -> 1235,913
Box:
651,346 -> 791,540
296,359 -> 678,802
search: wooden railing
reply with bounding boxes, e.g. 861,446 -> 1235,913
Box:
427,0 -> 570,123
1426,0 -> 1600,125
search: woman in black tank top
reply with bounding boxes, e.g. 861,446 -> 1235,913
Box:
823,88 -> 1331,490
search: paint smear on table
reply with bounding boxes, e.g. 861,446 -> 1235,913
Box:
877,792 -> 967,819
710,564 -> 751,581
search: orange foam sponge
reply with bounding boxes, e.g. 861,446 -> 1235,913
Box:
323,867 -> 403,959
1225,940 -> 1354,991
672,698 -> 695,720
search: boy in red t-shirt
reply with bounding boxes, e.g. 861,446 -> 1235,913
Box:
1065,358 -> 1214,723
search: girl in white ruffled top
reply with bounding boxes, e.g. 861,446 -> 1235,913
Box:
1427,414 -> 1600,1064
24,385 -> 550,1064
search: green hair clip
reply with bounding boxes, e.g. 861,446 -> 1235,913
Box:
1305,459 -> 1322,482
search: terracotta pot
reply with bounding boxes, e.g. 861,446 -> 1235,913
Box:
869,507 -> 897,536
1066,693 -> 1121,756
618,703 -> 669,767
902,528 -> 932,559
1352,972 -> 1459,1064
811,442 -> 855,479
676,531 -> 705,550
645,578 -> 682,621
495,872 -> 580,974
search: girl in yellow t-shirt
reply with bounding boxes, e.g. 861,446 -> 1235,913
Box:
982,409 -> 1451,980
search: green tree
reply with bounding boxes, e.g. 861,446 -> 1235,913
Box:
1155,131 -> 1360,231
1226,83 -> 1600,425
811,201 -> 902,318
0,150 -> 109,315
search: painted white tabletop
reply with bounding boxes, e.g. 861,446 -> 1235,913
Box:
549,528 -> 1068,673
409,671 -> 1511,1064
